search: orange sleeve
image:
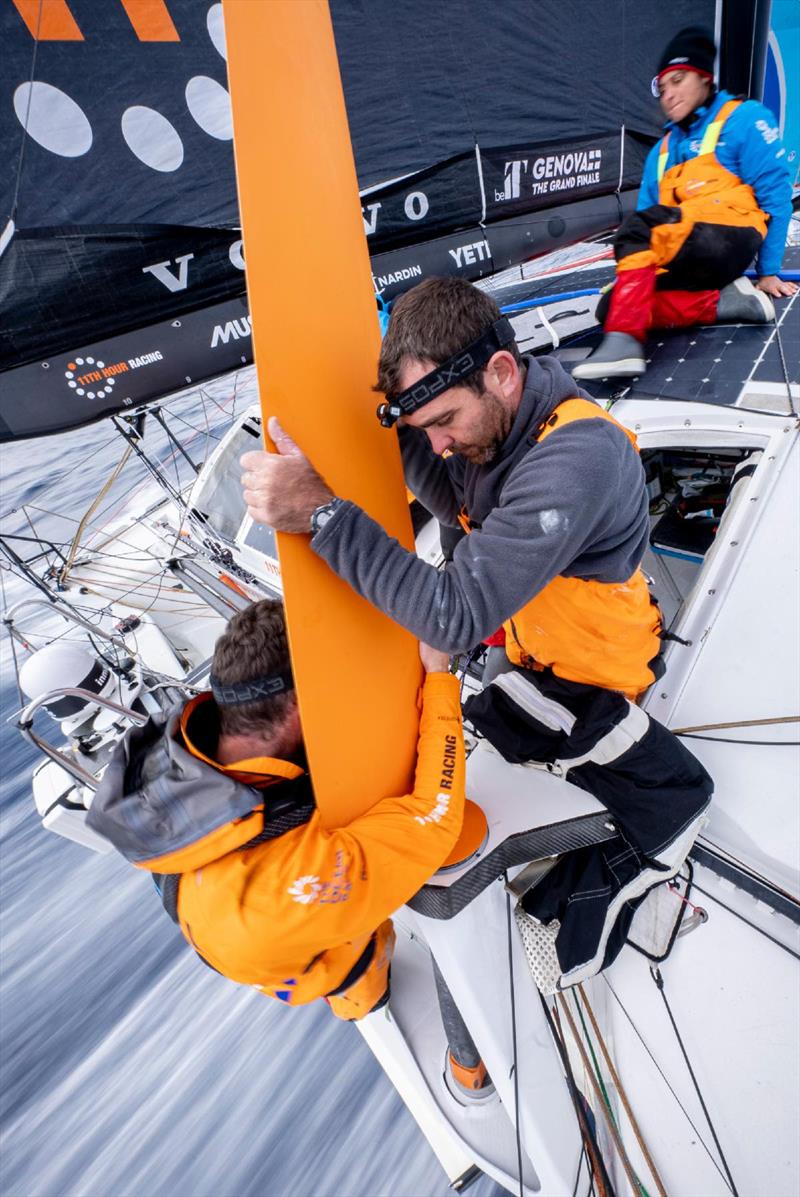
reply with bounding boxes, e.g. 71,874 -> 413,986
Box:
271,671 -> 465,951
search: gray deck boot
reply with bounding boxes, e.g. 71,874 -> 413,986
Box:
716,276 -> 775,324
572,332 -> 645,380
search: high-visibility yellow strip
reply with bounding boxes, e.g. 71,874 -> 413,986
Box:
657,136 -> 670,182
699,100 -> 740,155
222,0 -> 421,827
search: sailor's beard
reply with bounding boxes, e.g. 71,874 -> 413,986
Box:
453,392 -> 511,464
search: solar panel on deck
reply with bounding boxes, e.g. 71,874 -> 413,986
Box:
557,244 -> 799,409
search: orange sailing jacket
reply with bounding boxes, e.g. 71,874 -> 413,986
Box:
87,673 -> 464,1011
474,400 -> 661,698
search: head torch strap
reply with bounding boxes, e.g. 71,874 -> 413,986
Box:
376,316 -> 516,427
209,669 -> 294,707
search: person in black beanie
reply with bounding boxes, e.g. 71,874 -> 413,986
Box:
573,25 -> 796,381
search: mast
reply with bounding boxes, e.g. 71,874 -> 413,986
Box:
222,0 -> 422,825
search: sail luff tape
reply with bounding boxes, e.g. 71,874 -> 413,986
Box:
376,317 -> 516,427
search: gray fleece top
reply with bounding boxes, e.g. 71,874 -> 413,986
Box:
312,354 -> 649,653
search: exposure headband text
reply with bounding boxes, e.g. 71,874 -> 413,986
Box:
376,316 -> 516,428
209,669 -> 295,706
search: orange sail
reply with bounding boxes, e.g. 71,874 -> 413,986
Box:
222,0 -> 421,827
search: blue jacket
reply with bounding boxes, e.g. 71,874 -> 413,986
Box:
637,90 -> 793,277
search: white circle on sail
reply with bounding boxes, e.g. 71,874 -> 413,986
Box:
185,76 -> 232,140
121,106 -> 184,172
207,4 -> 227,61
13,82 -> 92,157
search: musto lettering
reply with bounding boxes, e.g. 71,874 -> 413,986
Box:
496,148 -> 602,201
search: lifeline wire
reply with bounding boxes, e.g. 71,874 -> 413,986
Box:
650,967 -> 739,1197
602,977 -> 734,1190
504,873 -> 525,1197
689,881 -> 800,961
771,294 -> 798,418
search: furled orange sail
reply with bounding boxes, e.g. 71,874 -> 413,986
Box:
222,0 -> 421,827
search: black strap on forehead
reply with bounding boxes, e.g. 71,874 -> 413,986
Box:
376,316 -> 516,428
209,669 -> 294,706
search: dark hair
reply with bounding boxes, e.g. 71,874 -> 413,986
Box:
211,600 -> 295,738
376,277 -> 520,399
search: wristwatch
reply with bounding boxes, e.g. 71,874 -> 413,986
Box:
309,496 -> 343,536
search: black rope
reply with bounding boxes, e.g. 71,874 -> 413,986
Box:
504,875 -> 525,1197
572,1145 -> 587,1197
690,881 -> 800,961
539,993 -> 617,1197
771,298 -> 797,418
650,967 -> 739,1197
602,977 -> 733,1188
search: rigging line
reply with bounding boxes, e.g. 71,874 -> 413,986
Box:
557,994 -> 644,1197
8,0 -> 43,227
689,882 -> 800,961
649,967 -> 739,1197
771,304 -> 797,418
671,715 -> 800,734
503,874 -> 525,1197
601,977 -> 732,1189
677,733 -> 800,745
1,572 -> 26,708
20,506 -> 57,576
742,287 -> 796,389
576,987 -> 668,1197
546,996 -> 615,1197
572,1145 -> 587,1197
60,444 -> 135,585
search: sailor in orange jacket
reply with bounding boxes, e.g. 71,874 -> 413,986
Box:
87,599 -> 465,1020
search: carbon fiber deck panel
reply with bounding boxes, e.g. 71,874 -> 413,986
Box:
406,811 -> 614,919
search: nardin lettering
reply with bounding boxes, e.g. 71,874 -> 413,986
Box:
142,253 -> 194,293
371,266 -> 423,289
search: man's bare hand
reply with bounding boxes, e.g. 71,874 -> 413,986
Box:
241,418 -> 334,533
757,275 -> 798,298
419,642 -> 451,674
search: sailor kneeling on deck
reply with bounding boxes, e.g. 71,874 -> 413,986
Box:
87,599 -> 465,1021
241,278 -> 713,987
573,25 -> 797,382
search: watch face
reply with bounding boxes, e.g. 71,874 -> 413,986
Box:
311,499 -> 340,535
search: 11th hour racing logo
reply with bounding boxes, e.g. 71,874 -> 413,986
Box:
63,351 -> 164,399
